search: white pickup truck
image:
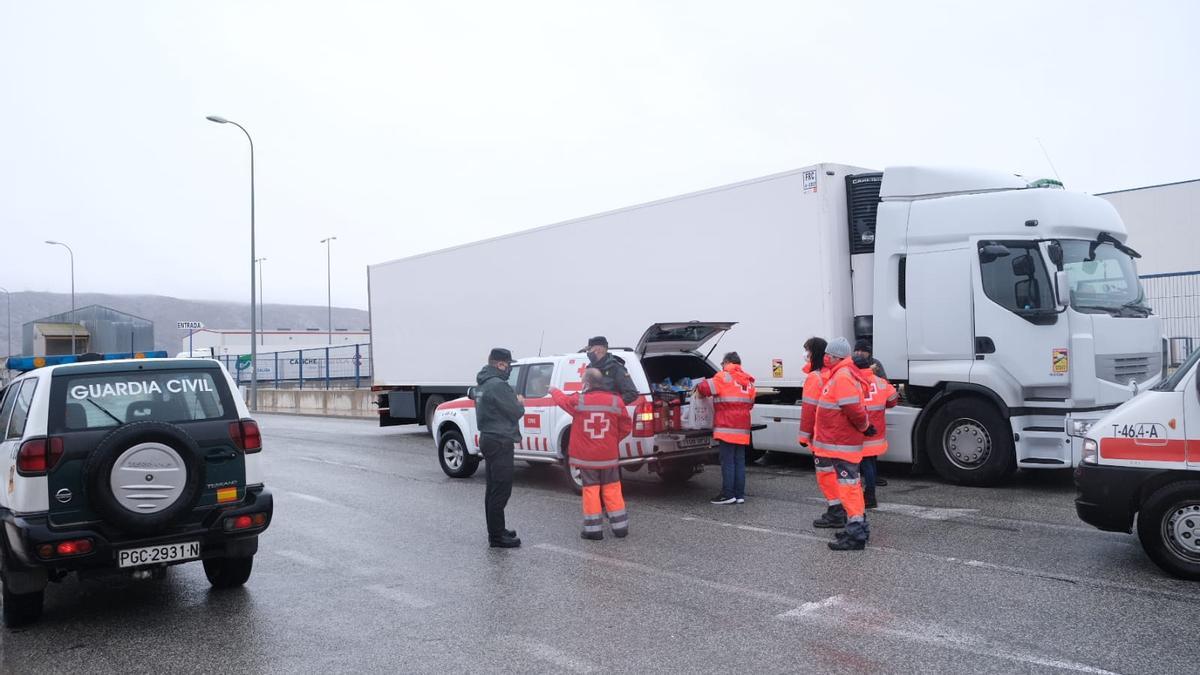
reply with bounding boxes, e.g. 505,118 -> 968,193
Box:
430,323 -> 735,490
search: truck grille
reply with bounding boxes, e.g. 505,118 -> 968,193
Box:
845,173 -> 883,255
1095,352 -> 1161,384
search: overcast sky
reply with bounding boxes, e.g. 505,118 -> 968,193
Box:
2,1 -> 1196,310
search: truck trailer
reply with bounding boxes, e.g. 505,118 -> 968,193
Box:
368,163 -> 1163,485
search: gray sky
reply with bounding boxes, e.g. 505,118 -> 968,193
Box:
2,1 -> 1196,310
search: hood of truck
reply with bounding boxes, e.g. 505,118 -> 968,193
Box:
1071,312 -> 1163,407
1086,386 -> 1187,468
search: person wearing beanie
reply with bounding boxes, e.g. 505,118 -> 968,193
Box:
585,336 -> 639,404
810,336 -> 878,550
853,339 -> 889,487
475,347 -> 525,548
799,336 -> 840,512
853,339 -> 888,380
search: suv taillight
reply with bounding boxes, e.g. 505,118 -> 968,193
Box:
633,400 -> 660,438
16,437 -> 65,476
229,420 -> 263,453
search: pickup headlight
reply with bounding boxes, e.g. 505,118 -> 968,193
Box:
1081,438 -> 1099,465
1068,418 -> 1097,438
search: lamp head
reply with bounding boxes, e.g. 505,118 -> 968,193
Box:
206,115 -> 229,124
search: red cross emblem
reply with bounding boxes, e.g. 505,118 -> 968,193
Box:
583,413 -> 611,439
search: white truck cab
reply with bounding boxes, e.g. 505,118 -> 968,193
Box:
1075,347 -> 1200,580
431,323 -> 732,490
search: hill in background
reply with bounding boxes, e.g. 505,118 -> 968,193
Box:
0,292 -> 369,356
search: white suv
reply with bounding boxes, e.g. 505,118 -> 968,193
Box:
0,356 -> 272,627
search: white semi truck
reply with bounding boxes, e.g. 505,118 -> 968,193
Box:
368,163 -> 1163,485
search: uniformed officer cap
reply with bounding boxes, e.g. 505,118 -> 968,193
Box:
587,336 -> 609,348
488,347 -> 515,363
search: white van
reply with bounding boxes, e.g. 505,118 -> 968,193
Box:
1075,347 -> 1200,579
430,323 -> 738,490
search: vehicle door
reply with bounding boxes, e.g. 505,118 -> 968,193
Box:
0,380 -> 22,510
970,238 -> 1071,393
513,361 -> 556,454
1185,358 -> 1200,467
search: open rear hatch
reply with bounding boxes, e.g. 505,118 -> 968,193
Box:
636,322 -> 736,358
635,322 -> 736,435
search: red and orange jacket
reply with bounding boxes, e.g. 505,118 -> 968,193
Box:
862,370 -> 899,457
811,358 -> 873,461
798,357 -> 834,446
695,364 -> 757,445
550,388 -> 633,469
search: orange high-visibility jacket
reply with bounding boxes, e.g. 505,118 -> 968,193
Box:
550,389 -> 633,469
798,361 -> 831,446
695,364 -> 756,445
812,358 -> 872,461
861,371 -> 899,457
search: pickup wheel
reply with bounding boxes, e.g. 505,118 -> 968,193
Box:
658,459 -> 698,484
424,396 -> 446,429
204,555 -> 254,589
924,398 -> 1015,486
1137,481 -> 1200,581
1,584 -> 43,628
745,448 -> 766,466
438,430 -> 480,478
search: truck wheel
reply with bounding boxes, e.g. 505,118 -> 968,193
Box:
1,584 -> 43,628
438,430 -> 480,478
203,555 -> 254,589
924,398 -> 1015,486
1137,481 -> 1200,581
424,396 -> 446,429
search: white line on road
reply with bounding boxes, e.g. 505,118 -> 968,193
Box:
873,502 -> 979,520
276,489 -> 337,506
295,455 -> 373,472
778,598 -> 1121,675
274,550 -> 327,568
366,584 -> 435,609
678,513 -> 1199,605
534,543 -> 804,606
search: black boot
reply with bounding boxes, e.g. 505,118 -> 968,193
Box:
813,504 -> 847,529
865,493 -> 878,509
827,537 -> 866,551
580,531 -> 604,541
489,534 -> 521,548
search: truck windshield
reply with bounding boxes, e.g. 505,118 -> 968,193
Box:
1059,240 -> 1149,316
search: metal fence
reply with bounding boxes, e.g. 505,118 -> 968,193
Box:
217,343 -> 372,389
1141,270 -> 1200,368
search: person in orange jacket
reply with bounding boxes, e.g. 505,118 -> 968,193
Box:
550,368 -> 634,540
857,352 -> 898,509
694,352 -> 757,505
799,337 -> 840,520
811,337 -> 878,551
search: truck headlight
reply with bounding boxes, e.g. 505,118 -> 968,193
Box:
1081,438 -> 1099,465
1068,418 -> 1097,438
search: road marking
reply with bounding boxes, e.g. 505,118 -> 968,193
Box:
778,594 -> 845,617
505,636 -> 598,674
534,543 -> 803,606
276,489 -> 337,506
366,584 -> 435,609
873,502 -> 979,520
779,598 -> 1120,675
295,455 -> 373,472
677,513 -> 1200,605
274,550 -> 326,568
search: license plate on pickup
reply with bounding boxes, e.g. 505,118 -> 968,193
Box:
117,541 -> 201,568
678,435 -> 713,449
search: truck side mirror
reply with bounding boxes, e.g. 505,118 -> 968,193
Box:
1055,270 -> 1070,307
1011,254 -> 1034,277
979,243 -> 1011,263
1047,241 -> 1064,269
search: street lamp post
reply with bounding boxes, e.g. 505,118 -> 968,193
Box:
320,236 -> 336,343
206,115 -> 258,410
44,241 -> 76,355
0,286 -> 10,360
256,257 -> 267,346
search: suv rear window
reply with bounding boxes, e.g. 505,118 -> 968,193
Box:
57,370 -> 230,431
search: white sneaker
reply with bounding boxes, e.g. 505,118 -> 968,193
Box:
735,497 -> 746,504
710,495 -> 736,505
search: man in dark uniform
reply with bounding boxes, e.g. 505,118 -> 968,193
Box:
474,348 -> 524,548
586,336 -> 639,405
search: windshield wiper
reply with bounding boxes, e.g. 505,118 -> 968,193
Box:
84,398 -> 123,426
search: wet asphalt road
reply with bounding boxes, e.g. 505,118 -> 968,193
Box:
2,413 -> 1197,674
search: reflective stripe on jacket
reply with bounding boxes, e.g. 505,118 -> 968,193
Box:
812,358 -> 871,462
861,372 -> 899,457
550,388 -> 633,469
798,364 -> 830,445
695,364 -> 756,445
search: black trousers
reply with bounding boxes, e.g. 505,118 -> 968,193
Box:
480,434 -> 515,538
